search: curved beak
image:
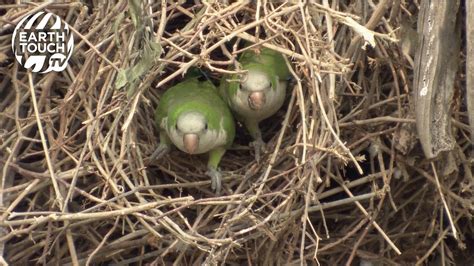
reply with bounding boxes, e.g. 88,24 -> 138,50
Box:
183,133 -> 199,154
248,91 -> 266,110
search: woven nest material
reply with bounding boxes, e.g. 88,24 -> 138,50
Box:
0,1 -> 473,265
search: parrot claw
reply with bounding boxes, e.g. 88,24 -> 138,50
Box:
250,139 -> 266,163
206,168 -> 222,194
149,143 -> 170,161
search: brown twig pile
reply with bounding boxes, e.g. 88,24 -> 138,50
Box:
0,1 -> 472,265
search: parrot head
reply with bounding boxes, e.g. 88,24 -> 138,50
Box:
170,111 -> 208,154
239,68 -> 271,111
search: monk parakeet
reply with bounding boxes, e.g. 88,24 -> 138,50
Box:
153,76 -> 235,193
219,47 -> 290,161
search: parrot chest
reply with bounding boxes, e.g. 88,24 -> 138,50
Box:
232,80 -> 287,122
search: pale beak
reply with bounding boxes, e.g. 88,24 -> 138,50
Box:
248,91 -> 266,110
183,133 -> 199,154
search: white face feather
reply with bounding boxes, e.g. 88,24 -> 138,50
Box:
241,70 -> 271,92
176,112 -> 206,133
166,111 -> 228,154
232,69 -> 287,121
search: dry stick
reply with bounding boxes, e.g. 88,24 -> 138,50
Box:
225,90 -> 296,239
301,173 -> 314,263
250,86 -> 296,209
156,0 -> 167,42
3,197 -> 193,226
88,146 -> 165,241
105,133 -> 197,246
202,4 -> 300,57
66,229 -> 79,266
309,2 -> 361,20
70,2 -> 117,52
161,38 -> 195,58
286,59 -> 307,163
237,32 -> 332,69
346,153 -> 389,265
339,116 -> 415,127
3,2 -> 453,264
322,0 -> 337,100
0,180 -> 32,194
0,133 -> 14,260
297,5 -> 314,261
439,208 -> 447,266
339,94 -> 408,123
0,1 -> 54,33
415,214 -> 462,266
307,214 -> 321,261
62,87 -> 83,266
312,72 -> 364,174
317,169 -> 388,200
1,160 -> 90,183
152,5 -> 292,88
151,5 -> 226,87
318,217 -> 369,252
154,57 -> 198,88
98,138 -> 229,247
8,240 -> 47,263
86,217 -> 119,266
57,183 -> 220,249
67,23 -> 119,71
62,108 -> 95,207
121,90 -> 143,131
174,4 -> 195,18
296,4 -> 310,164
270,191 -> 380,221
339,183 -> 401,255
431,162 -> 458,240
233,194 -> 293,236
377,144 -> 469,207
255,0 -> 262,38
368,0 -> 397,37
291,10 -> 359,173
0,63 -> 33,263
27,71 -> 64,210
1,179 -> 40,221
365,0 -> 391,30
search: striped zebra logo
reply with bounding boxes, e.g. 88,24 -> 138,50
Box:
11,11 -> 74,73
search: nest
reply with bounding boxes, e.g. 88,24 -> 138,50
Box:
0,1 -> 473,265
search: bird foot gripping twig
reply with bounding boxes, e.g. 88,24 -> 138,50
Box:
149,143 -> 170,162
250,139 -> 266,163
206,168 -> 222,194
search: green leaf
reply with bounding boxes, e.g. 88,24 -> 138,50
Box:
113,12 -> 125,46
128,0 -> 141,28
115,69 -> 128,89
114,2 -> 163,94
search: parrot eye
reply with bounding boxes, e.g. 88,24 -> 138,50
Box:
204,123 -> 208,130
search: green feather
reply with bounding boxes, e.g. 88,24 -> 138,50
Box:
219,47 -> 290,100
238,47 -> 290,80
155,77 -> 235,148
154,76 -> 236,193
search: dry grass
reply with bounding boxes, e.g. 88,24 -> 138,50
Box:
0,1 -> 472,265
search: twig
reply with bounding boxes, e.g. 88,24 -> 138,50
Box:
27,71 -> 64,209
431,162 -> 458,240
3,197 -> 193,226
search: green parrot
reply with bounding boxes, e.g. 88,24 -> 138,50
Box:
219,47 -> 290,161
153,76 -> 235,193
